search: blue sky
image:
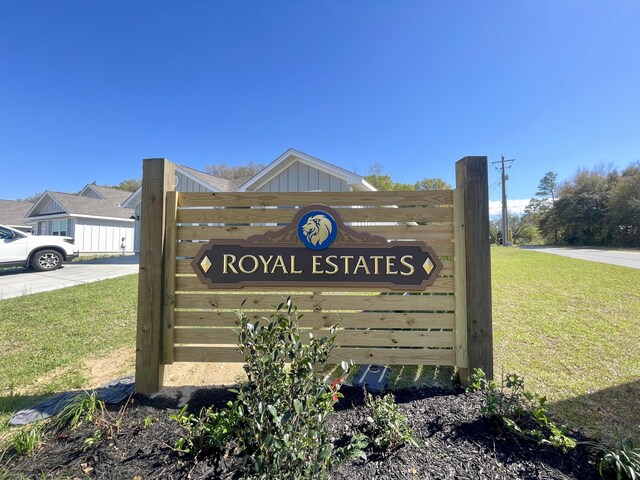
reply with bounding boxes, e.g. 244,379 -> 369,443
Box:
1,1 -> 638,213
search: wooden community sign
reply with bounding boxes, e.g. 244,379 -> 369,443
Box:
192,204 -> 443,291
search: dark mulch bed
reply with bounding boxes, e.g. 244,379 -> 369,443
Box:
3,385 -> 599,479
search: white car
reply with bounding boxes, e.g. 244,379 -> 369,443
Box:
0,224 -> 79,271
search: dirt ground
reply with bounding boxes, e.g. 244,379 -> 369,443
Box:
80,347 -> 246,390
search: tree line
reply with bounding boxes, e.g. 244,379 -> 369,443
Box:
498,161 -> 640,248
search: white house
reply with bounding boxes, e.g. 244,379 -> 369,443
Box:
123,149 -> 377,252
25,185 -> 135,254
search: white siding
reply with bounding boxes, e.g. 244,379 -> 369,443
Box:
256,161 -> 350,193
74,218 -> 134,254
133,204 -> 141,252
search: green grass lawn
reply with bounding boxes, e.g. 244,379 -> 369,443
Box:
492,247 -> 640,446
1,250 -> 639,448
0,274 -> 138,432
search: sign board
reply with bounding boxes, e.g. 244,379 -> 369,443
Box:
192,204 -> 443,291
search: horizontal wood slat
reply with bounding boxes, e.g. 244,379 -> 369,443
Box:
178,191 -> 454,208
177,224 -> 454,241
174,311 -> 456,329
177,206 -> 453,224
176,275 -> 455,294
175,328 -> 455,348
175,259 -> 456,275
165,190 -> 463,374
176,240 -> 454,257
174,346 -> 456,365
175,293 -> 455,311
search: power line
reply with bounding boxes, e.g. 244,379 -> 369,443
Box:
508,0 -> 627,144
492,157 -> 515,245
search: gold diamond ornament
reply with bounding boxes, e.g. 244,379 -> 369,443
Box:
422,258 -> 434,275
200,255 -> 212,273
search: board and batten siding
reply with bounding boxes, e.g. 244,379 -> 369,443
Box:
256,161 -> 350,193
81,189 -> 102,199
176,172 -> 214,193
74,218 -> 134,254
41,199 -> 65,215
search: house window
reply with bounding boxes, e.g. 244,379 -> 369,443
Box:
52,220 -> 65,236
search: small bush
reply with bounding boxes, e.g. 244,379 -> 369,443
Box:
231,298 -> 350,479
171,298 -> 360,479
364,392 -> 418,451
170,403 -> 239,456
9,424 -> 44,456
467,369 -> 576,451
54,391 -> 105,431
589,431 -> 640,480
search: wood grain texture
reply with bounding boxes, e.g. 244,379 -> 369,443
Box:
175,275 -> 456,294
162,191 -> 178,365
453,188 -> 469,370
135,158 -> 175,393
176,206 -> 454,224
178,190 -> 454,208
174,328 -> 456,348
174,346 -> 456,365
176,240 -> 454,257
174,311 -> 456,329
174,292 -> 456,312
176,224 -> 454,241
455,156 -> 493,379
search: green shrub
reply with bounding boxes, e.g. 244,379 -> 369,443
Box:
364,391 -> 417,451
170,403 -> 239,456
171,298 -> 362,479
54,391 -> 104,431
588,431 -> 640,480
231,298 -> 349,479
9,424 -> 44,456
467,369 -> 576,451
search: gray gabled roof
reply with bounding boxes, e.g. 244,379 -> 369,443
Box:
27,191 -> 134,220
0,199 -> 34,226
178,165 -> 237,192
122,149 -> 373,208
122,165 -> 236,209
83,185 -> 132,205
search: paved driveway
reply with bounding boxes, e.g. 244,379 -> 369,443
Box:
0,255 -> 139,300
524,247 -> 640,269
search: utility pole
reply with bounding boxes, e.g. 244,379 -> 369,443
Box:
492,156 -> 515,245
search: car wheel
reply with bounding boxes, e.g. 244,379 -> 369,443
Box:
31,249 -> 63,271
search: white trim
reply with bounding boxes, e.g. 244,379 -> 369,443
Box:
24,192 -> 69,218
26,213 -> 133,223
355,179 -> 377,192
122,188 -> 141,208
24,190 -> 69,219
69,214 -> 135,223
237,148 -> 366,192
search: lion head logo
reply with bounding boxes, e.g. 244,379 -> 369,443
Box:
298,211 -> 337,250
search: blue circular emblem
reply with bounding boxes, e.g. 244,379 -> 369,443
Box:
297,210 -> 338,250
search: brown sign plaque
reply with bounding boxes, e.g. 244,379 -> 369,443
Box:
191,204 -> 443,291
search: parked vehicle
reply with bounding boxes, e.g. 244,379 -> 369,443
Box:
0,224 -> 79,271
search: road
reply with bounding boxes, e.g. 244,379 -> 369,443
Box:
524,247 -> 640,269
0,255 -> 139,300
